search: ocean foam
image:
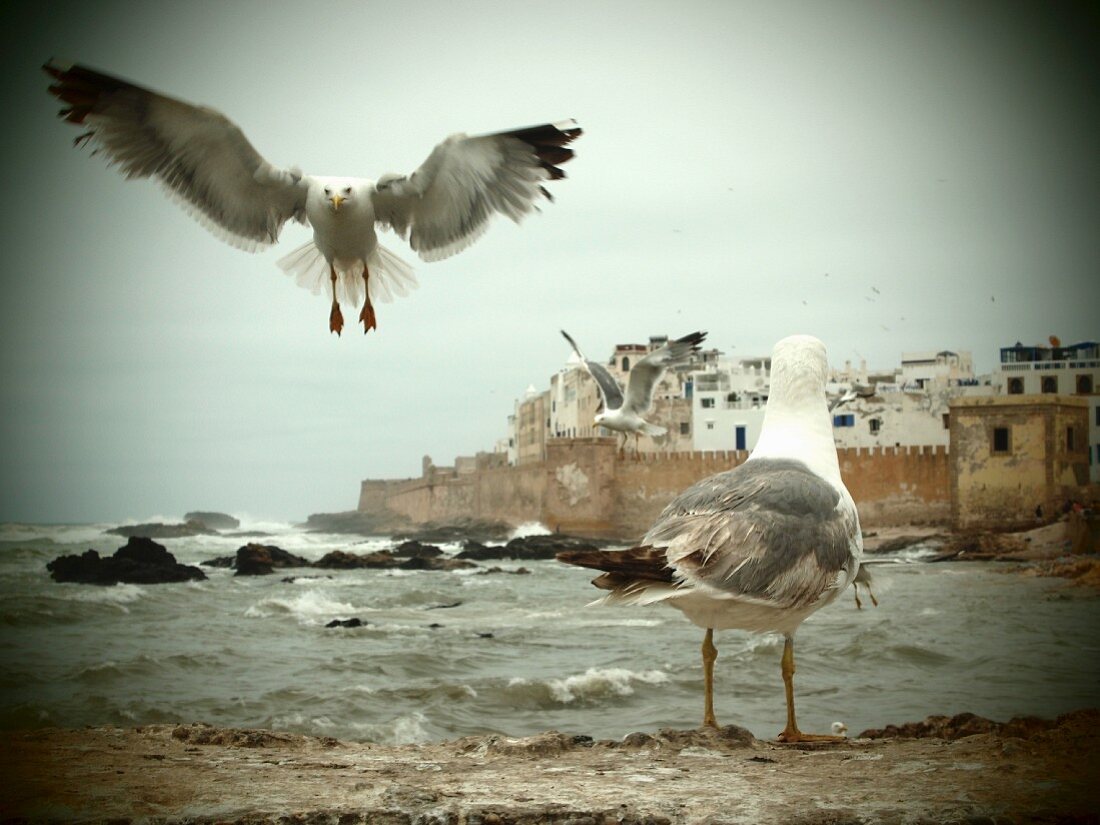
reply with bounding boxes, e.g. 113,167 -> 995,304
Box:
508,521 -> 551,540
510,667 -> 670,704
243,589 -> 359,625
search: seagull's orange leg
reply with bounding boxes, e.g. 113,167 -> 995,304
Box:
358,264 -> 377,334
328,264 -> 344,336
776,634 -> 844,743
702,628 -> 719,728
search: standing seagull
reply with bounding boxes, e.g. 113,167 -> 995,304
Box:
44,60 -> 581,335
559,334 -> 862,742
561,330 -> 706,454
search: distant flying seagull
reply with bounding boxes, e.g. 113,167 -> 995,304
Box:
44,60 -> 581,336
559,335 -> 863,742
560,330 -> 706,454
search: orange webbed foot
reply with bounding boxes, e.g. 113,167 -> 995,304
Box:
330,301 -> 344,336
359,301 -> 377,334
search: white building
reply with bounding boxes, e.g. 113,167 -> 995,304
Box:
689,353 -> 770,451
991,339 -> 1099,482
830,350 -> 993,449
692,346 -> 992,452
993,340 -> 1098,397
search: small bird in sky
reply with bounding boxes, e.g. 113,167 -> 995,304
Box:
44,60 -> 581,336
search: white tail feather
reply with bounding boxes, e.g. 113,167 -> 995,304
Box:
643,422 -> 668,437
276,241 -> 419,307
594,581 -> 681,607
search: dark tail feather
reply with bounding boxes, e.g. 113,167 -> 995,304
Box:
557,546 -> 674,583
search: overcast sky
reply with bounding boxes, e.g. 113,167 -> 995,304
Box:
0,0 -> 1096,524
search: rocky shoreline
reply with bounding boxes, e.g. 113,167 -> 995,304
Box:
4,710 -> 1097,823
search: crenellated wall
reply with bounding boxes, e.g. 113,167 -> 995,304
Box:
359,438 -> 952,539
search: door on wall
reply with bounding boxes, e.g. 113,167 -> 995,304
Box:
735,425 -> 747,451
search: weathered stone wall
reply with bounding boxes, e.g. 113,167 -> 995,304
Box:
951,396 -> 1091,531
839,444 -> 951,527
360,439 -> 953,539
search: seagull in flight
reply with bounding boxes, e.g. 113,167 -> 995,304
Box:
44,60 -> 581,336
559,335 -> 862,742
561,330 -> 706,454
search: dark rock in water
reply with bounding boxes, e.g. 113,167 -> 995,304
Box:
47,537 -> 207,585
477,566 -> 532,576
201,556 -> 235,568
183,511 -> 240,530
325,618 -> 365,628
392,519 -> 513,544
426,601 -> 463,610
427,622 -> 444,629
398,556 -> 477,572
314,550 -> 399,569
476,632 -> 494,639
391,540 -> 443,558
106,520 -> 218,539
930,532 -> 1027,562
314,549 -> 476,572
234,544 -> 310,576
281,575 -> 332,584
457,534 -> 602,561
302,510 -> 410,536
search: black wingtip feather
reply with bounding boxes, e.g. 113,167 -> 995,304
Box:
676,331 -> 708,351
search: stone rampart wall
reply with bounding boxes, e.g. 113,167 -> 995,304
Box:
359,438 -> 952,539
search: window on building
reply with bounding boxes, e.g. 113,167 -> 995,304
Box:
1041,376 -> 1058,394
727,392 -> 739,403
992,426 -> 1011,455
1007,377 -> 1024,394
706,421 -> 714,430
1067,427 -> 1076,452
1076,375 -> 1094,394
833,414 -> 855,427
622,357 -> 630,372
869,418 -> 882,435
679,422 -> 690,435
942,413 -> 950,429
701,397 -> 715,409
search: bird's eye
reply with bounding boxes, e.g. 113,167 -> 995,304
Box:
323,188 -> 331,196
343,187 -> 352,195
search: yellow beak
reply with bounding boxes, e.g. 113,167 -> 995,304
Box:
330,194 -> 345,211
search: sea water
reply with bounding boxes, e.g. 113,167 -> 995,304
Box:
1,520 -> 1097,744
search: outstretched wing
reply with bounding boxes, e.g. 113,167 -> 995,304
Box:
623,331 -> 706,415
372,120 -> 581,262
44,60 -> 309,251
561,330 -> 624,411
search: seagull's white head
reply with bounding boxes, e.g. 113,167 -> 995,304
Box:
309,177 -> 367,214
769,334 -> 829,405
324,183 -> 353,212
594,412 -> 606,427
